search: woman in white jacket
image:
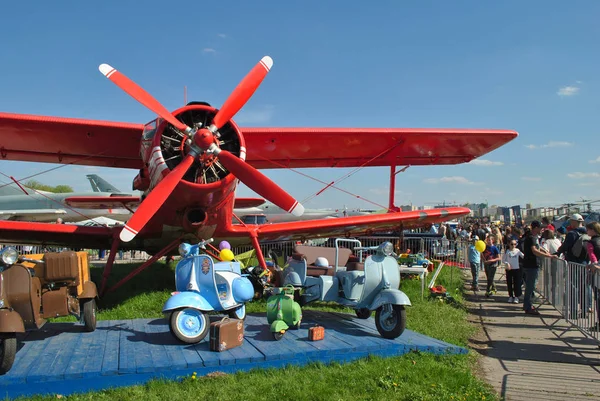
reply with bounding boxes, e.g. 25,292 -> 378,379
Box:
502,239 -> 524,303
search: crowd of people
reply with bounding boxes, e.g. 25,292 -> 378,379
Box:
460,214 -> 600,325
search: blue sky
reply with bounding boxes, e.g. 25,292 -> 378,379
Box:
0,1 -> 599,211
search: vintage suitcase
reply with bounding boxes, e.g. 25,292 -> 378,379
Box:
308,325 -> 325,341
209,317 -> 244,352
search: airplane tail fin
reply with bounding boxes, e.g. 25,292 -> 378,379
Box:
86,174 -> 121,193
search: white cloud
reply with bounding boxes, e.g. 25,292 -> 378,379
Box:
468,159 -> 504,166
557,85 -> 580,96
567,172 -> 600,179
234,105 -> 274,124
521,177 -> 542,181
202,48 -> 216,53
525,141 -> 574,150
217,33 -> 227,38
423,176 -> 475,185
589,156 -> 600,164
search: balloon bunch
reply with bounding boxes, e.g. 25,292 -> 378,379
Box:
218,241 -> 235,261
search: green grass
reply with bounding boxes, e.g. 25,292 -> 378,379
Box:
39,260 -> 495,401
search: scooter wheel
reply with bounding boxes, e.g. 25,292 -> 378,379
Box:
170,308 -> 209,344
227,305 -> 246,320
0,335 -> 17,375
273,331 -> 285,341
82,299 -> 97,332
375,304 -> 406,339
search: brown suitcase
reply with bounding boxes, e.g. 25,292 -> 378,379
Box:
308,325 -> 325,341
209,317 -> 244,352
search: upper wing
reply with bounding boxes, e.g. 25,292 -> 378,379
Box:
0,112 -> 516,169
226,207 -> 470,242
0,112 -> 144,169
241,128 -> 518,168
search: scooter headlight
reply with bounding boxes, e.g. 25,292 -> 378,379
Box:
0,247 -> 18,266
178,243 -> 191,257
378,242 -> 394,257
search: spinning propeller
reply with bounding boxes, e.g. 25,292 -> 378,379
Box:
98,57 -> 304,242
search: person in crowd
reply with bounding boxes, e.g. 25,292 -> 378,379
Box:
542,216 -> 555,232
482,235 -> 501,297
541,229 -> 562,255
502,239 -> 524,303
468,236 -> 481,292
554,214 -> 588,263
522,220 -> 557,315
585,221 -> 600,331
492,225 -> 503,251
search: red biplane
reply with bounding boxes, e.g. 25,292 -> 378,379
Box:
0,56 -> 517,294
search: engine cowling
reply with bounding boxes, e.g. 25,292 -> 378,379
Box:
135,103 -> 246,193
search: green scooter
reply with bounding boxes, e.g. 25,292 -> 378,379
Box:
266,285 -> 302,340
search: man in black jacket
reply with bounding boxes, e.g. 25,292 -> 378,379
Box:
555,214 -> 588,263
523,220 -> 557,315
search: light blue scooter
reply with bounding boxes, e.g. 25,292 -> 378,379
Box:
163,238 -> 254,344
283,239 -> 411,339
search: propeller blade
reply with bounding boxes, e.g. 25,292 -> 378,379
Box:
120,154 -> 195,242
99,64 -> 191,133
217,150 -> 304,217
212,56 -> 273,129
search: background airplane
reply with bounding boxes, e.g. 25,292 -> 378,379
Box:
0,178 -> 134,223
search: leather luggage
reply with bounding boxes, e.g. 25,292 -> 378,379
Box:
308,325 -> 325,341
209,317 -> 244,352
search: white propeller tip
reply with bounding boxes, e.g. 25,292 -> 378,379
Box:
119,225 -> 137,242
99,63 -> 115,77
290,202 -> 305,217
260,56 -> 273,71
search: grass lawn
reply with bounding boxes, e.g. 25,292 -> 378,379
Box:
22,259 -> 496,401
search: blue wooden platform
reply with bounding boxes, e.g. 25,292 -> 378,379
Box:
0,311 -> 466,399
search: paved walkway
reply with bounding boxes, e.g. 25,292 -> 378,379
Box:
463,267 -> 600,401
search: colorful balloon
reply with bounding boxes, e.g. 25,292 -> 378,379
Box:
220,248 -> 235,261
219,241 -> 231,250
475,240 -> 486,253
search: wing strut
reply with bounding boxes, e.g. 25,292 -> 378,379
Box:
388,165 -> 410,212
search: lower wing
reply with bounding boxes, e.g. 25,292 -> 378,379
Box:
226,207 -> 469,242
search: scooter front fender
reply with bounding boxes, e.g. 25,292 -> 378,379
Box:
162,292 -> 213,313
367,289 -> 412,311
270,320 -> 289,333
0,309 -> 25,333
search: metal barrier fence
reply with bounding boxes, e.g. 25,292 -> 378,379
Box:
538,258 -> 599,342
231,236 -> 472,269
0,244 -> 150,261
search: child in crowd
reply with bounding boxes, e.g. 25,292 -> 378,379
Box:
468,236 -> 481,292
502,239 -> 524,303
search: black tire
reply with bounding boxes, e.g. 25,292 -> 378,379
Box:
0,336 -> 17,375
355,308 -> 371,319
273,331 -> 284,341
375,304 -> 406,339
82,299 -> 97,332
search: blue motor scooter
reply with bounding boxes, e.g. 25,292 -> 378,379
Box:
163,238 -> 254,344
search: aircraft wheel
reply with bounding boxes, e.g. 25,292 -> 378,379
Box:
82,299 -> 97,332
0,335 -> 17,375
228,304 -> 246,320
170,308 -> 209,344
375,304 -> 406,339
355,308 -> 371,319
